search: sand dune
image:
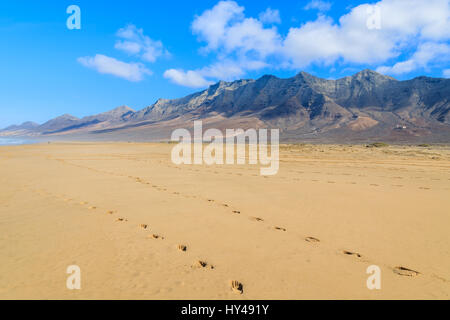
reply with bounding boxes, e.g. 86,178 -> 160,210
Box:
0,142 -> 449,299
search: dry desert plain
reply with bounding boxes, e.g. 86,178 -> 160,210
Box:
0,142 -> 449,299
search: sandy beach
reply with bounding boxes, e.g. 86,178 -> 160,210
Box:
0,142 -> 449,299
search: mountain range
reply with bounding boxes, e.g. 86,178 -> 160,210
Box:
2,69 -> 450,143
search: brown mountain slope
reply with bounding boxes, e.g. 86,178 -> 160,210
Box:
2,70 -> 449,143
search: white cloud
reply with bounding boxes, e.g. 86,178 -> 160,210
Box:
377,42 -> 450,75
259,8 -> 281,24
77,54 -> 151,82
167,1 -> 280,87
283,0 -> 450,69
77,24 -> 166,81
444,69 -> 450,78
163,69 -> 213,88
192,1 -> 245,51
224,18 -> 281,58
374,0 -> 450,41
204,59 -> 268,79
192,1 -> 281,58
115,24 -> 169,63
164,59 -> 267,88
304,0 -> 332,12
282,14 -> 396,68
166,0 -> 450,87
115,41 -> 141,55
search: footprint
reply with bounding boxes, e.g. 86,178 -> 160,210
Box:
192,260 -> 214,270
107,210 -> 115,215
116,218 -> 128,222
149,234 -> 164,240
393,266 -> 420,277
274,226 -> 287,232
230,280 -> 243,295
430,274 -> 448,283
251,217 -> 264,222
342,250 -> 362,258
305,237 -> 320,243
177,245 -> 187,252
139,224 -> 149,230
88,206 -> 97,210
232,210 -> 241,214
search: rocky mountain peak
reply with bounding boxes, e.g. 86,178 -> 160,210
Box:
351,69 -> 396,83
56,114 -> 79,121
2,70 -> 449,142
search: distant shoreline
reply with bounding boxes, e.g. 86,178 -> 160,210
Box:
0,138 -> 37,146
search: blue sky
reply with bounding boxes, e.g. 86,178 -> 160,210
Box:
1,0 -> 449,128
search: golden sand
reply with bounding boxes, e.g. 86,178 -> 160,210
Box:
0,142 -> 449,299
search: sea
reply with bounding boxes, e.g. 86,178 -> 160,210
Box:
0,138 -> 37,146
